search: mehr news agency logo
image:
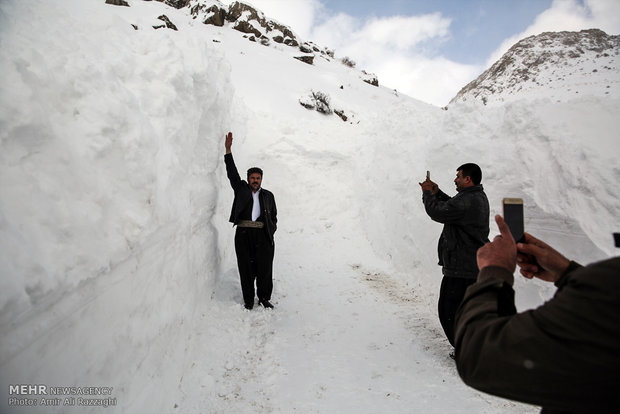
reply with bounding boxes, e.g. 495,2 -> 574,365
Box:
8,384 -> 117,408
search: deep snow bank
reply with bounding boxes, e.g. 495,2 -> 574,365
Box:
0,0 -> 233,410
354,95 -> 620,310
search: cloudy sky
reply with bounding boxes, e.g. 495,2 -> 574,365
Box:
222,0 -> 620,106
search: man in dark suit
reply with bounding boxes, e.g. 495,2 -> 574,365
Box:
224,132 -> 277,310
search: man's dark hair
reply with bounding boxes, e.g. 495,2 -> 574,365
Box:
457,163 -> 482,185
247,167 -> 263,179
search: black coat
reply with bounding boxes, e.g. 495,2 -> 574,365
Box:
423,185 -> 489,278
225,153 -> 277,244
455,258 -> 620,413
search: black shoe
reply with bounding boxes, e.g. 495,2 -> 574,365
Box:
244,302 -> 253,310
259,299 -> 274,309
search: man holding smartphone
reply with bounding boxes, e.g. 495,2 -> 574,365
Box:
454,215 -> 620,412
419,163 -> 489,351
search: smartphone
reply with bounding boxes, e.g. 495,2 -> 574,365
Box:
503,198 -> 524,242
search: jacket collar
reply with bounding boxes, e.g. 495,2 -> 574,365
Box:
457,184 -> 484,195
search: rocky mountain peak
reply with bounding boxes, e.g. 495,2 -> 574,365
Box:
450,29 -> 620,105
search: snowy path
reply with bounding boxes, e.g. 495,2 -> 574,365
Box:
170,108 -> 540,413
177,225 -> 538,413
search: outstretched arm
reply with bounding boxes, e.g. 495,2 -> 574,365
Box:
422,190 -> 464,223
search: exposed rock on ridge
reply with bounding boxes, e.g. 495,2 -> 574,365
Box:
141,0 -> 191,8
451,29 -> 620,105
106,0 -> 130,6
153,15 -> 178,30
187,0 -> 376,85
106,0 -> 379,89
190,1 -> 307,49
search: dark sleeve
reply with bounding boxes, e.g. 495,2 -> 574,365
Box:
454,261 -> 620,411
422,189 -> 465,224
435,189 -> 451,202
224,153 -> 243,191
554,260 -> 582,288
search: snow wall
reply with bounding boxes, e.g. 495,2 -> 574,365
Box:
0,1 -> 235,411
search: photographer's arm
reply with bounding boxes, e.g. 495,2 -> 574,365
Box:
454,216 -> 604,411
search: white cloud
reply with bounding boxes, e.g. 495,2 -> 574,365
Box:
309,12 -> 451,53
373,55 -> 483,107
353,14 -> 451,51
486,0 -> 620,65
307,11 -> 472,106
309,12 -> 357,51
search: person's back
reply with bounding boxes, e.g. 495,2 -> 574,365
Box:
432,184 -> 489,277
455,215 -> 620,413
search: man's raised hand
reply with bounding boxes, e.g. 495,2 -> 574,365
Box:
225,132 -> 233,154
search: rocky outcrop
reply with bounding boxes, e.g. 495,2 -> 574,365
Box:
187,0 -> 376,82
107,1 -> 190,10
233,20 -> 262,37
190,1 -> 306,50
361,71 -> 379,87
105,0 -> 129,6
294,55 -> 314,65
153,0 -> 191,8
299,90 -> 332,115
334,109 -> 348,122
451,29 -> 620,105
191,3 -> 226,26
226,1 -> 260,22
299,91 -> 354,123
153,14 -> 178,30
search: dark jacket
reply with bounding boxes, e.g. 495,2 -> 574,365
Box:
225,153 -> 277,244
454,258 -> 620,413
423,185 -> 489,278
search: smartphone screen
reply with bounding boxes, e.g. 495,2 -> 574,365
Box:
503,198 -> 524,242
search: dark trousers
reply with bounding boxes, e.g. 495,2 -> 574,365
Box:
234,227 -> 274,306
438,276 -> 476,347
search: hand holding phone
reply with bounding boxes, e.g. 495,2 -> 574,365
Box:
516,233 -> 570,282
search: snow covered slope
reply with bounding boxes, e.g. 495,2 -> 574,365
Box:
451,29 -> 620,105
1,1 -> 619,413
